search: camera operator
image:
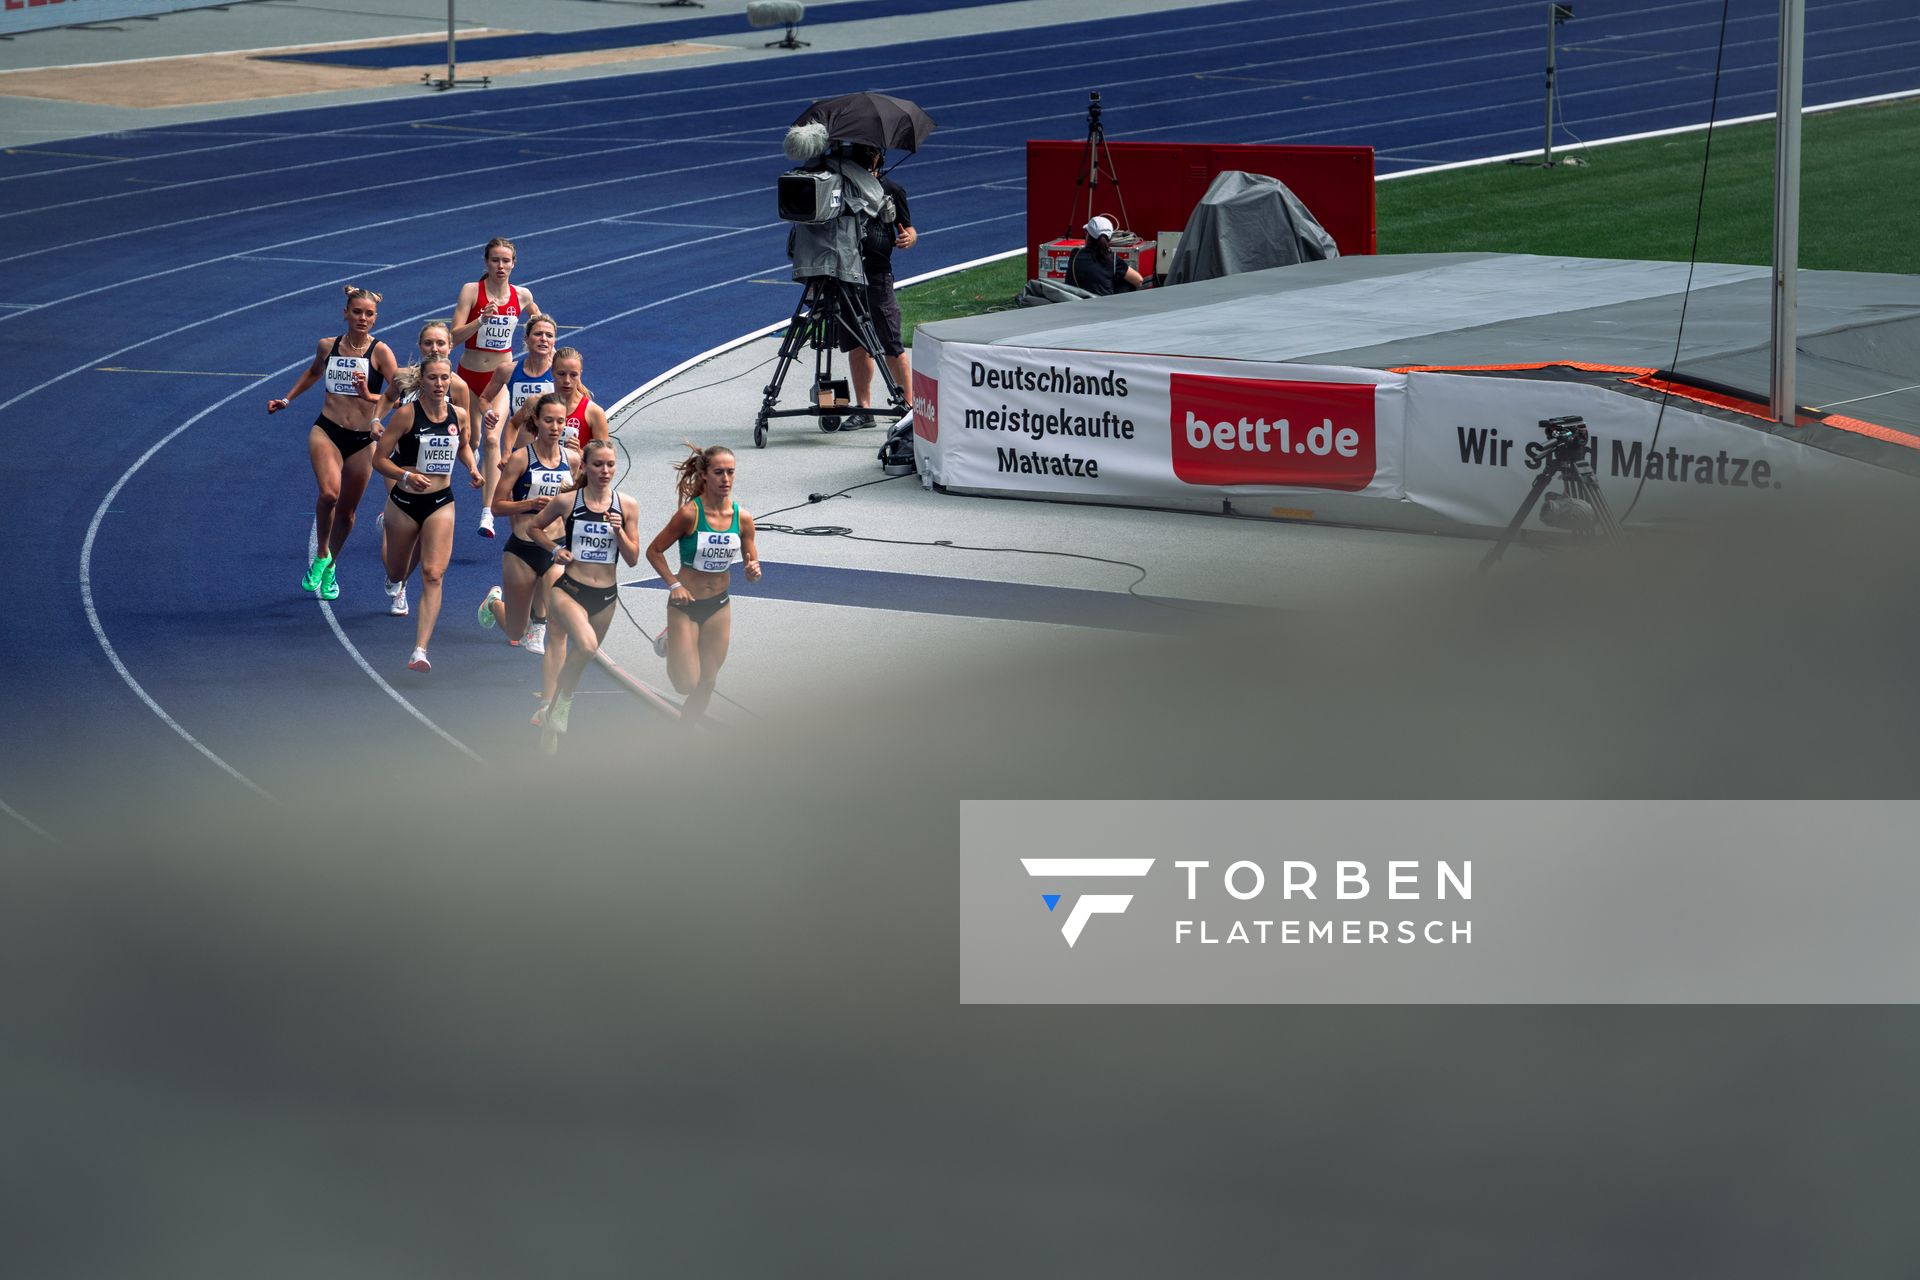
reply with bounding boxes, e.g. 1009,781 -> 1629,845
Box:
1066,215 -> 1143,296
839,144 -> 916,430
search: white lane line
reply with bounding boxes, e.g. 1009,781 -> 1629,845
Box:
77,311 -> 487,785
0,798 -> 56,843
308,526 -> 485,765
237,255 -> 397,268
0,0 -> 1527,231
0,0 -> 1326,188
0,216 -> 764,417
82,383 -> 277,802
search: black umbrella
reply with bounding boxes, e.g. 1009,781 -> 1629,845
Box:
791,92 -> 936,154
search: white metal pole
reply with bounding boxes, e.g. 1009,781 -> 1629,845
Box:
445,0 -> 458,87
1543,5 -> 1558,166
1770,0 -> 1804,424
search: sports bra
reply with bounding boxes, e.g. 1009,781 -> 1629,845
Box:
564,490 -> 623,565
324,334 -> 385,397
512,443 -> 573,503
677,497 -> 742,573
508,354 -> 555,413
562,390 -> 593,449
463,279 -> 521,353
390,398 -> 459,475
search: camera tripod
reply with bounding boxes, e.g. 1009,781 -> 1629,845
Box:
1065,90 -> 1132,239
752,275 -> 905,448
1478,420 -> 1620,572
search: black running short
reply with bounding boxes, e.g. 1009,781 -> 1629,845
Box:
557,574 -> 619,615
668,591 -> 731,626
504,533 -> 554,575
316,413 -> 375,457
388,483 -> 454,525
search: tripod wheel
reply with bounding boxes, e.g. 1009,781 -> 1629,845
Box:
753,420 -> 768,449
819,415 -> 841,433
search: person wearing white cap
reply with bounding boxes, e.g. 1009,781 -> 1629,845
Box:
1066,215 -> 1144,296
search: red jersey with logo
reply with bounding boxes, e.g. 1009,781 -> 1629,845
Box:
463,279 -> 522,353
563,390 -> 595,450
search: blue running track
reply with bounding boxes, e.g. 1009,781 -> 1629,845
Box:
2,0 -> 1915,824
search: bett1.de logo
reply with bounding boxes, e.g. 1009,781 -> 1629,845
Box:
1169,373 -> 1376,491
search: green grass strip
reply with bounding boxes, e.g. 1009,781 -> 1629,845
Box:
898,98 -> 1920,341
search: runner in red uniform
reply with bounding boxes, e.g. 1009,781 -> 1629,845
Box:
449,237 -> 537,539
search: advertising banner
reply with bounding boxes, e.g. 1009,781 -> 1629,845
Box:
1,0 -> 226,35
1401,372 -> 1871,530
922,341 -> 1407,511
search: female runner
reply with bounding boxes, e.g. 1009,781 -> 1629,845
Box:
476,311 -> 567,446
370,354 -> 479,671
375,319 -> 476,551
479,392 -> 580,675
266,285 -> 402,600
527,439 -> 639,752
449,237 -> 538,538
645,444 -> 762,726
501,346 -> 605,458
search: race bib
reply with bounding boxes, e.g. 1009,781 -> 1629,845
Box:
417,430 -> 457,477
477,308 -> 516,351
692,530 -> 740,574
324,356 -> 367,396
528,463 -> 570,498
511,376 -> 553,412
573,520 -> 615,564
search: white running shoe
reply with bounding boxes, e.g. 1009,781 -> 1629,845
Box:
389,583 -> 409,617
652,631 -> 668,659
523,621 -> 547,655
477,509 -> 497,538
385,576 -> 402,597
477,585 -> 502,629
407,647 -> 431,672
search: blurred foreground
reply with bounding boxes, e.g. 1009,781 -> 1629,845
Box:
8,493 -> 1920,1276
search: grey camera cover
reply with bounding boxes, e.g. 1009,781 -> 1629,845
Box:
1163,170 -> 1340,287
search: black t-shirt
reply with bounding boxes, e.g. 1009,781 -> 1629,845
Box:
861,177 -> 913,276
1066,242 -> 1137,296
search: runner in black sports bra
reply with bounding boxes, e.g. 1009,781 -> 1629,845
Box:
479,394 -> 580,713
525,439 -> 639,753
370,355 -> 478,673
267,284 -> 402,601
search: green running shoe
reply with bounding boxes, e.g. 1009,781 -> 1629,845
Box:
319,557 -> 340,601
301,554 -> 332,593
478,584 -> 502,629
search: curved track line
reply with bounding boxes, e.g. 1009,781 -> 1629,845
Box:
307,526 -> 485,765
0,0 -> 1354,187
81,383 -> 278,802
0,798 -> 57,844
0,215 -> 781,418
0,0 -> 1544,235
0,157 -> 771,318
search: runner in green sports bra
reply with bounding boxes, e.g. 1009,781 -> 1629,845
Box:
644,443 -> 762,727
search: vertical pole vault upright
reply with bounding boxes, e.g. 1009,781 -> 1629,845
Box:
1769,0 -> 1804,424
424,0 -> 491,91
